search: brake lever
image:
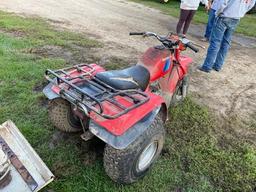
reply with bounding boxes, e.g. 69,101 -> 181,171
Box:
180,37 -> 205,49
190,41 -> 206,49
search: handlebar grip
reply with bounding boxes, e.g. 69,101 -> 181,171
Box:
187,43 -> 199,53
129,32 -> 145,36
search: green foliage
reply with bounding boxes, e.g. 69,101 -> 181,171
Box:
167,99 -> 256,191
0,10 -> 100,48
0,11 -> 255,192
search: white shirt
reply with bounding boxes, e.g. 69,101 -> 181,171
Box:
180,0 -> 209,10
216,0 -> 256,19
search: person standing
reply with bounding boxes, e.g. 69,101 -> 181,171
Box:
199,0 -> 256,73
176,0 -> 209,37
201,0 -> 222,41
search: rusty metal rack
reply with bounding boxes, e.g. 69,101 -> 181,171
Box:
0,136 -> 38,191
45,64 -> 150,119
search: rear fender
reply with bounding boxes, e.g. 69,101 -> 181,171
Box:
43,82 -> 60,100
89,106 -> 163,150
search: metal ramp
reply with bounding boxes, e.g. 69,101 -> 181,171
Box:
0,120 -> 54,192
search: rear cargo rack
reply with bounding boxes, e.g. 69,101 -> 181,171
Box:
45,64 -> 150,119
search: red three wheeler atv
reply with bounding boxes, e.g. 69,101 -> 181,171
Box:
43,32 -> 198,184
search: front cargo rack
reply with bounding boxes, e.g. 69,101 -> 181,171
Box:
45,64 -> 150,119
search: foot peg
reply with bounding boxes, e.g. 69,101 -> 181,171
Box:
80,131 -> 94,141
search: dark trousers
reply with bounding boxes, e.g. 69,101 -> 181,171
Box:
176,9 -> 196,35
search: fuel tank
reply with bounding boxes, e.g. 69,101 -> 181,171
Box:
139,47 -> 193,82
139,47 -> 172,81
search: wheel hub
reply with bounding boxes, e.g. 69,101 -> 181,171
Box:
137,141 -> 158,172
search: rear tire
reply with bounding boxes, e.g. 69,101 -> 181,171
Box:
48,98 -> 82,132
103,114 -> 165,184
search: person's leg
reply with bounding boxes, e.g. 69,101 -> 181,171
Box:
176,9 -> 190,34
213,18 -> 239,71
204,9 -> 216,40
182,10 -> 196,35
200,17 -> 227,72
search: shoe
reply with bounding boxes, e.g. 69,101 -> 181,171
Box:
213,67 -> 221,72
197,66 -> 211,73
200,37 -> 209,42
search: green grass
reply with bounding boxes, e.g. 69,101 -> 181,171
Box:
0,11 -> 256,192
131,0 -> 256,37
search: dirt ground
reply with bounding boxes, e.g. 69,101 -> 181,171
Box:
0,0 -> 255,122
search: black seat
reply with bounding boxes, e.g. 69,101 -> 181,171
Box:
95,65 -> 150,91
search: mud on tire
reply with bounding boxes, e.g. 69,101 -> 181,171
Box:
48,98 -> 82,132
103,114 -> 165,184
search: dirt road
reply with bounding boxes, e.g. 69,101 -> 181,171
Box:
0,0 -> 255,122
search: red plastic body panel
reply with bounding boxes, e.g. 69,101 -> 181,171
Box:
141,46 -> 193,94
89,92 -> 165,136
176,55 -> 193,75
140,47 -> 173,82
163,55 -> 192,93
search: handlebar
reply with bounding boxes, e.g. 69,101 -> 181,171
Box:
186,42 -> 199,53
130,32 -> 162,40
129,32 -> 145,36
130,31 -> 200,53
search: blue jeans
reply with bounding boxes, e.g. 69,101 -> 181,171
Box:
201,17 -> 239,71
204,8 -> 216,40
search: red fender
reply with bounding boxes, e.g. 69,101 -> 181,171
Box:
89,91 -> 165,136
